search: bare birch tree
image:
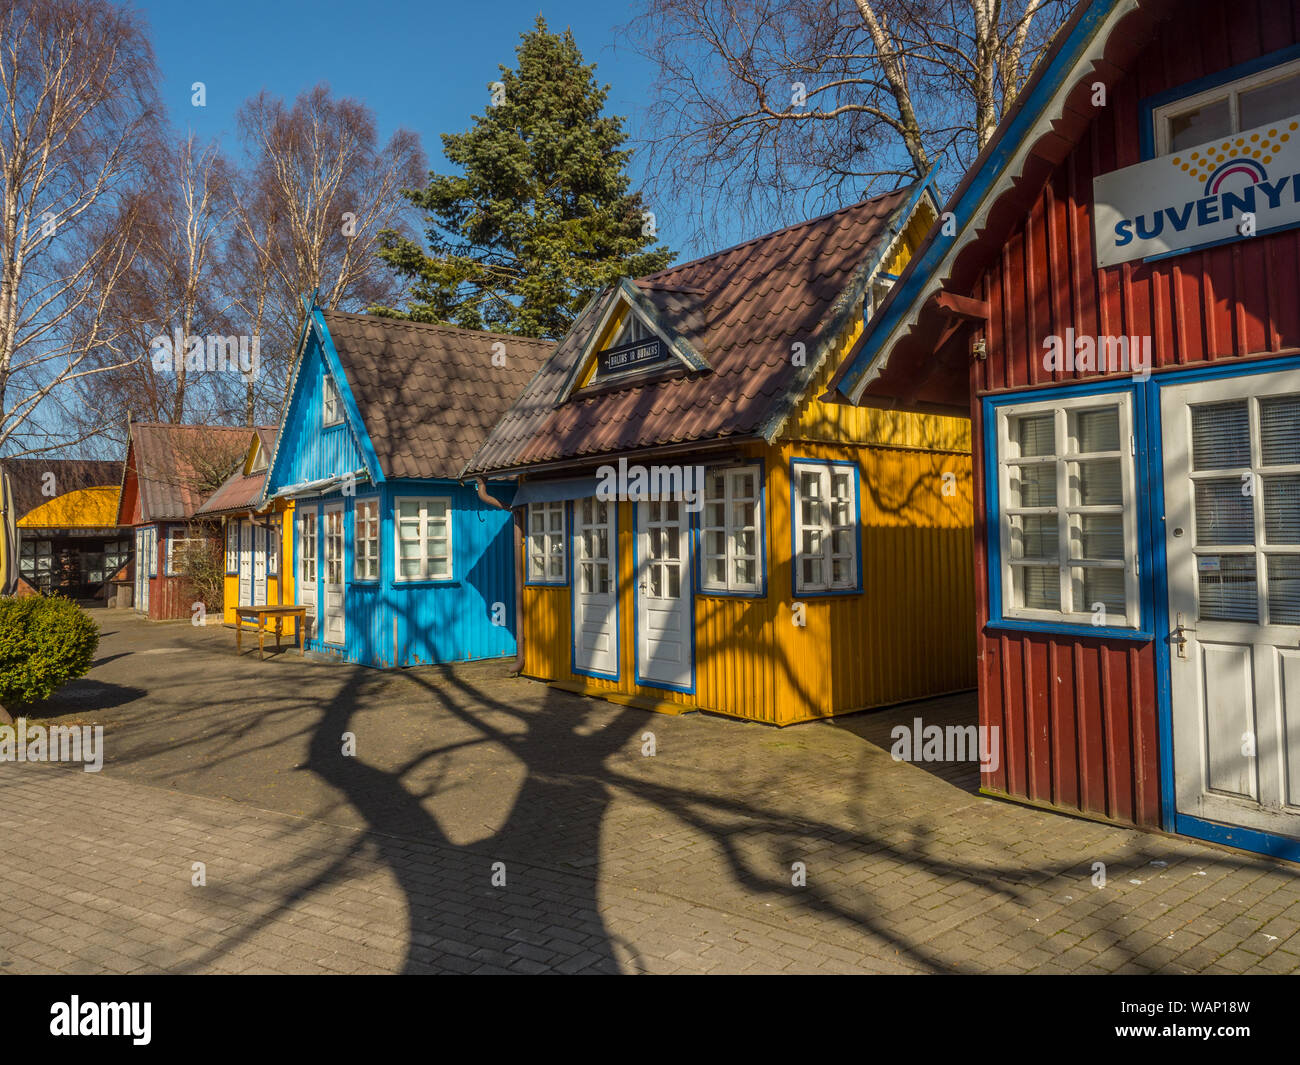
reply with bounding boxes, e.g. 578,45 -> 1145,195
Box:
628,0 -> 1065,243
234,85 -> 425,409
0,0 -> 160,456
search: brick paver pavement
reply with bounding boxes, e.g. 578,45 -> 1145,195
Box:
1,613 -> 1298,974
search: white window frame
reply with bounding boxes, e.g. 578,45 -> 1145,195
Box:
354,498 -> 380,581
266,518 -> 279,577
996,392 -> 1140,628
225,521 -> 239,575
526,500 -> 568,584
793,459 -> 860,594
394,496 -> 452,582
1154,56 -> 1300,155
299,510 -> 318,584
167,530 -> 205,576
322,373 -> 343,427
700,464 -> 764,595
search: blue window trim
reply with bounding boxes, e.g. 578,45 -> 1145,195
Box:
1145,352 -> 1300,858
982,378 -> 1157,642
225,520 -> 239,575
631,497 -> 696,695
789,457 -> 864,599
693,458 -> 768,600
570,497 -> 620,682
522,498 -> 570,587
1139,43 -> 1300,161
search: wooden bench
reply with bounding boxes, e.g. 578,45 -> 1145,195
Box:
233,605 -> 308,660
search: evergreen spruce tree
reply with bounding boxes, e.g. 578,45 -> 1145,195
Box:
375,17 -> 672,338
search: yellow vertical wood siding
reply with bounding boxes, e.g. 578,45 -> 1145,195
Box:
221,502 -> 296,634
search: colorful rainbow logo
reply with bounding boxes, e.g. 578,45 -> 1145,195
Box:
1170,122 -> 1297,194
1203,156 -> 1268,195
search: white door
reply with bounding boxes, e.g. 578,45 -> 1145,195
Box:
297,506 -> 317,640
253,524 -> 268,604
635,499 -> 691,689
1162,370 -> 1300,840
322,503 -> 345,646
573,496 -> 618,677
238,520 -> 252,606
134,528 -> 150,612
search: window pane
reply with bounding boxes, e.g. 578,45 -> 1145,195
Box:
1012,514 -> 1058,559
1192,402 -> 1251,470
736,559 -> 755,587
1268,555 -> 1300,624
1199,554 -> 1257,622
1260,395 -> 1300,466
1015,413 -> 1055,457
1168,97 -> 1231,152
1074,459 -> 1123,506
1076,514 -> 1124,560
1238,74 -> 1300,131
1015,565 -> 1060,610
706,531 -> 725,557
1010,464 -> 1056,508
1073,567 -> 1125,616
1195,478 -> 1255,544
399,500 -> 420,519
1075,407 -> 1120,454
1263,475 -> 1300,544
707,557 -> 726,583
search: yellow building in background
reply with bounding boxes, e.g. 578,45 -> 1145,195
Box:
464,181 -> 976,725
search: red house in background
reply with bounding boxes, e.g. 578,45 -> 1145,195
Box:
832,0 -> 1300,860
116,421 -> 253,620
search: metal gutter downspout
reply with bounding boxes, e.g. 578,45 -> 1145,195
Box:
474,478 -> 525,675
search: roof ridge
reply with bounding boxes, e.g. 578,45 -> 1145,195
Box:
638,184 -> 915,286
320,308 -> 555,347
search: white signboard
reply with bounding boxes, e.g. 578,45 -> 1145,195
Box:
1092,115 -> 1300,267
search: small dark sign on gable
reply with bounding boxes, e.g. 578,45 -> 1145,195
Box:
596,337 -> 669,379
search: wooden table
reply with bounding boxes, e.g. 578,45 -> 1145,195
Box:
234,605 -> 307,660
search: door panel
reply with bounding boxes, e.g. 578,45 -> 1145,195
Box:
322,504 -> 345,646
238,520 -> 252,605
1162,370 -> 1300,839
573,497 -> 617,677
635,500 -> 691,689
297,506 -> 317,640
253,524 -> 267,604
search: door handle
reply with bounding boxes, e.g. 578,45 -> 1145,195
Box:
1172,612 -> 1195,659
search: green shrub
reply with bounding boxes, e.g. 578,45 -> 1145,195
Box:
0,595 -> 100,709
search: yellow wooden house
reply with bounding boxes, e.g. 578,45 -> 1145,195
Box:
463,182 -> 976,725
195,427 -> 296,632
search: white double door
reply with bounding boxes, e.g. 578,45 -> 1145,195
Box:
635,499 -> 692,689
237,521 -> 268,605
1163,370 -> 1300,839
572,497 -> 618,677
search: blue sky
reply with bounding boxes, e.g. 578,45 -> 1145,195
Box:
132,0 -> 702,252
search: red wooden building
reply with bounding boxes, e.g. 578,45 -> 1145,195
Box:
116,422 -> 254,620
831,0 -> 1300,860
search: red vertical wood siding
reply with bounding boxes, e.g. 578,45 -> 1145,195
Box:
972,0 -> 1300,828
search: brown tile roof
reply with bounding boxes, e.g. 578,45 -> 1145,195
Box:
124,424 -> 256,522
194,426 -> 280,516
320,310 -> 555,481
463,185 -> 918,476
2,459 -> 124,521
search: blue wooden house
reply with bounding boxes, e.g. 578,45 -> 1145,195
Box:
261,307 -> 553,666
